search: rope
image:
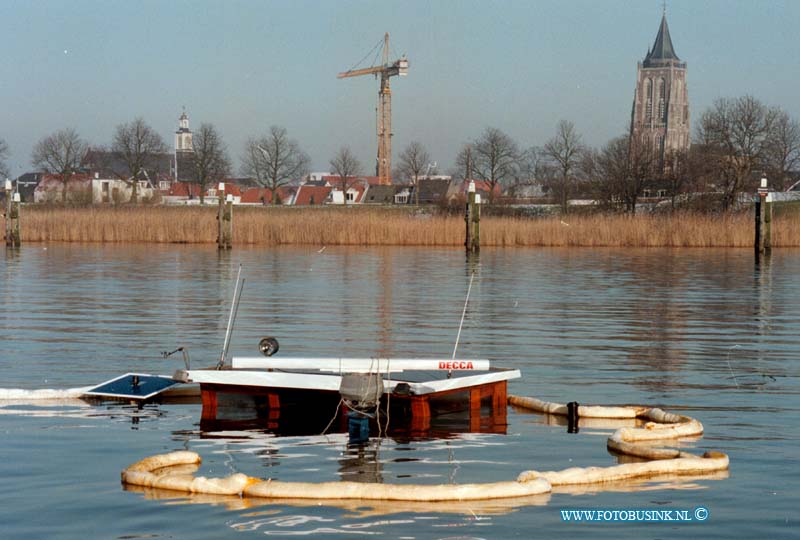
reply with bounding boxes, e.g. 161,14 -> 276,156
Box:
345,37 -> 384,73
321,397 -> 344,436
451,272 -> 475,369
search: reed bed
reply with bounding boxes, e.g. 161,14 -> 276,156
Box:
19,205 -> 800,247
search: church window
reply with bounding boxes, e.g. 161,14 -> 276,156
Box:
644,79 -> 653,123
658,79 -> 666,123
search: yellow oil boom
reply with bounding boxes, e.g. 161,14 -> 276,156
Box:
338,33 -> 408,185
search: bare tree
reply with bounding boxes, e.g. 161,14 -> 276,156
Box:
192,123 -> 231,204
765,110 -> 800,191
661,148 -> 694,211
543,120 -> 585,214
507,146 -> 552,198
696,95 -> 779,210
31,128 -> 88,203
111,118 -> 168,203
453,143 -> 475,183
0,138 -> 9,179
241,126 -> 310,205
472,127 -> 519,203
329,147 -> 362,205
396,141 -> 431,205
589,135 -> 658,214
518,146 -> 550,181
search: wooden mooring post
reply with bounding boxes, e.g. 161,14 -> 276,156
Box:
755,177 -> 772,259
217,182 -> 233,250
465,181 -> 481,253
4,179 -> 21,248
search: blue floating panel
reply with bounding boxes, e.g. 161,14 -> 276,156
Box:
84,373 -> 181,400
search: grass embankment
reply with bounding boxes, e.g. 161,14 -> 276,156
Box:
19,205 -> 800,247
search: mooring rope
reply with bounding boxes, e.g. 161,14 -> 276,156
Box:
121,394 -> 729,502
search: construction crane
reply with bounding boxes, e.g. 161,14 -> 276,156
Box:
338,33 -> 408,185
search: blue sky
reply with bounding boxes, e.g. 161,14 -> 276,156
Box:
1,0 -> 798,177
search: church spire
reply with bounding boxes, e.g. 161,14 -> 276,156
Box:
644,13 -> 680,66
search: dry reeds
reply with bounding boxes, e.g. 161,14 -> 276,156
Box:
18,205 -> 800,247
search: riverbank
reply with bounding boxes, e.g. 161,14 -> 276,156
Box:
17,205 -> 800,247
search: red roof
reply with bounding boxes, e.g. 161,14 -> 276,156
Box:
221,183 -> 242,197
294,185 -> 332,205
455,179 -> 503,196
166,182 -> 241,198
167,182 -> 202,197
240,186 -> 296,204
35,173 -> 93,191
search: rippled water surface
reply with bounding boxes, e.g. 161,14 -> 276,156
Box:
1,244 -> 798,539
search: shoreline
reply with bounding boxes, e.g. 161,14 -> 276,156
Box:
15,205 -> 800,248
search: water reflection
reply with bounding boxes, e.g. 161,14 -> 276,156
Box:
5,245 -> 797,539
339,441 -> 384,483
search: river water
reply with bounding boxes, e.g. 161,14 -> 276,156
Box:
1,244 -> 797,539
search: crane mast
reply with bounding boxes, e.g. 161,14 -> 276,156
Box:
338,33 -> 408,185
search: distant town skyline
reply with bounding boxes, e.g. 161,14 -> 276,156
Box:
1,0 -> 798,178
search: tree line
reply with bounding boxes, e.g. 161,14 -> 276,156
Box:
2,94 -> 797,210
409,94 -> 798,213
446,95 -> 798,213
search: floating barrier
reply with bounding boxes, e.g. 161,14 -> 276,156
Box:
121,394 -> 729,502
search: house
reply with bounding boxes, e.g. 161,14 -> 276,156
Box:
330,183 -> 367,204
91,173 -> 159,204
507,182 -> 546,200
83,148 -> 173,189
323,175 -> 378,205
207,183 -> 242,204
14,172 -> 43,202
413,177 -> 452,204
449,179 -> 503,202
293,185 -> 332,206
394,186 -> 412,204
362,184 -> 401,204
33,170 -> 162,205
33,173 -> 94,203
82,148 -> 172,202
322,175 -> 384,188
161,182 -> 242,205
240,186 -> 297,205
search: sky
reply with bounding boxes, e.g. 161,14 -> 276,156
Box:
1,0 -> 799,178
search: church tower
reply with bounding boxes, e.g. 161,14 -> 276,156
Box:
174,109 -> 195,182
630,12 -> 690,166
175,109 -> 193,152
